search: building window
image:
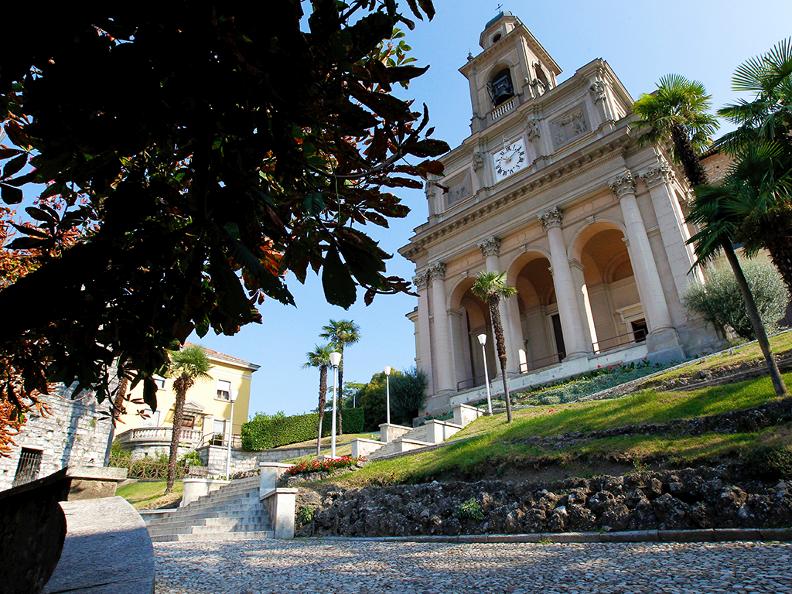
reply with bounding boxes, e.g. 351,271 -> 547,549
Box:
631,319 -> 648,343
181,415 -> 195,429
153,376 -> 166,389
488,68 -> 514,106
216,379 -> 232,400
13,448 -> 43,487
492,33 -> 501,44
212,419 -> 227,445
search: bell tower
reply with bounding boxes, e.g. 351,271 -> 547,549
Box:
460,12 -> 562,133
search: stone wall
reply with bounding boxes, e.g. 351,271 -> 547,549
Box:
197,445 -> 314,477
296,466 -> 792,537
0,389 -> 112,492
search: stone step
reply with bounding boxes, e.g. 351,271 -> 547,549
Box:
148,522 -> 268,537
146,508 -> 267,526
147,514 -> 268,532
149,530 -> 273,543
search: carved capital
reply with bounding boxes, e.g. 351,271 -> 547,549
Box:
539,206 -> 564,230
427,261 -> 446,281
589,79 -> 607,103
609,170 -> 636,198
478,236 -> 501,258
641,161 -> 675,188
526,115 -> 542,141
472,151 -> 485,172
413,272 -> 429,290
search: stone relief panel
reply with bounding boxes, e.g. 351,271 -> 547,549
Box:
446,171 -> 473,207
549,104 -> 590,150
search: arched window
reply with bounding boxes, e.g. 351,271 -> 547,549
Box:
492,33 -> 502,44
488,68 -> 514,106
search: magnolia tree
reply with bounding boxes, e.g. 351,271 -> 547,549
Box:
0,2 -> 447,426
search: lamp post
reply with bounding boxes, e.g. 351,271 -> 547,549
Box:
384,366 -> 392,425
225,389 -> 238,480
478,334 -> 493,415
329,351 -> 342,458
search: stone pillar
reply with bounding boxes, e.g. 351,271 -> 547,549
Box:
414,272 -> 434,393
641,160 -> 704,298
450,309 -> 472,387
539,207 -> 592,359
570,259 -> 599,349
429,262 -> 455,392
609,171 -> 684,361
478,237 -> 519,374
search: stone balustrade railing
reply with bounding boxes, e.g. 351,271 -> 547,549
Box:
490,97 -> 516,121
116,426 -> 203,446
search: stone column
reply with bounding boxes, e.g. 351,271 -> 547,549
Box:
478,237 -> 519,374
428,262 -> 455,392
450,309 -> 471,387
414,272 -> 434,394
570,259 -> 599,349
539,207 -> 592,359
609,171 -> 684,361
641,160 -> 704,299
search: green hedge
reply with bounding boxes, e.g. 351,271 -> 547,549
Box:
241,408 -> 364,451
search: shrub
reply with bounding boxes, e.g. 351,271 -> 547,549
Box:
286,455 -> 362,476
744,446 -> 792,479
456,498 -> 485,522
241,408 -> 364,451
357,367 -> 427,430
179,450 -> 204,467
111,448 -> 187,480
684,258 -> 790,340
296,506 -> 316,526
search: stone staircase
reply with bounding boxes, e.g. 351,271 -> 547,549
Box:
143,475 -> 273,542
352,404 -> 484,460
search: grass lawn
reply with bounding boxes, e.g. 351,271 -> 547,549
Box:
117,480 -> 183,510
321,371 -> 792,488
646,329 -> 792,385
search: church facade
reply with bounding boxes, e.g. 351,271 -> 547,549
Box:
399,13 -> 722,414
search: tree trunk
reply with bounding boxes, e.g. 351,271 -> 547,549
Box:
722,241 -> 788,397
104,375 -> 129,465
765,234 -> 792,298
316,366 -> 328,457
166,375 -> 190,494
488,297 -> 513,423
337,348 -> 344,436
671,124 -> 708,187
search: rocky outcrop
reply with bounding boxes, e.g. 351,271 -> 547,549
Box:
296,466 -> 792,537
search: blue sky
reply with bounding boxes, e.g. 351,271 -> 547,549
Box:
197,0 -> 792,417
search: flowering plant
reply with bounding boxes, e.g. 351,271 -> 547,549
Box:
286,455 -> 364,476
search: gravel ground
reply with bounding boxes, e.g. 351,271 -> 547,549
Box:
154,538 -> 792,593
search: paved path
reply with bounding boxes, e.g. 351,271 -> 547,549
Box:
154,538 -> 792,593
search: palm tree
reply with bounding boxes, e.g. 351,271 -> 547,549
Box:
716,39 -> 792,294
165,345 -> 211,493
471,271 -> 517,423
303,344 -> 334,456
634,74 -> 787,397
319,319 -> 360,434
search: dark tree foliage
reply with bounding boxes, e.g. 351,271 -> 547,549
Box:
0,1 -> 447,414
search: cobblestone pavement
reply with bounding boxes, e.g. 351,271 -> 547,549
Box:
154,538 -> 792,593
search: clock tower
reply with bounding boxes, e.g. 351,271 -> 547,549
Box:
460,11 -> 561,135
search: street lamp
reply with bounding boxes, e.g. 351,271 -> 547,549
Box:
225,389 -> 238,480
329,351 -> 342,458
384,366 -> 392,425
477,334 -> 493,414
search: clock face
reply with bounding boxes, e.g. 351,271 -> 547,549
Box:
492,139 -> 527,182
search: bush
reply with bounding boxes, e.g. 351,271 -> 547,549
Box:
684,258 -> 790,340
286,455 -> 362,476
110,445 -> 187,480
456,498 -> 485,522
179,450 -> 204,467
357,367 -> 427,430
296,506 -> 316,526
744,446 -> 792,479
241,408 -> 364,451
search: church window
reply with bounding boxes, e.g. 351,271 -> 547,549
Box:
488,68 -> 514,106
492,33 -> 501,43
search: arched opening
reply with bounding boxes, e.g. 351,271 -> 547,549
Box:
510,253 -> 562,371
488,67 -> 514,106
491,33 -> 502,44
577,225 -> 646,352
450,279 -> 498,391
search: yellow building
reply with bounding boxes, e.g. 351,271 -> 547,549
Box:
115,344 -> 259,457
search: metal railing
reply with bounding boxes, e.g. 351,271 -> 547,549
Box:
519,352 -> 564,374
198,433 -> 242,449
592,331 -> 646,354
